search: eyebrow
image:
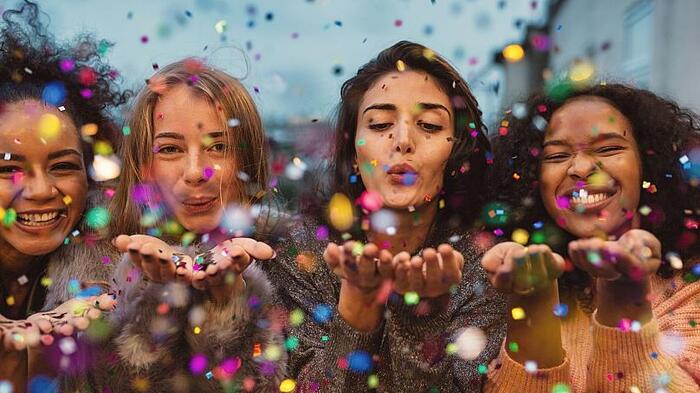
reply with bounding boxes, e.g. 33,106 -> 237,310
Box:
154,131 -> 225,140
48,149 -> 82,160
362,102 -> 452,118
543,132 -> 628,148
0,149 -> 80,161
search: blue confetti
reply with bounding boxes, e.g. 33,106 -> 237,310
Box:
347,350 -> 372,373
42,82 -> 66,106
312,304 -> 333,324
553,303 -> 569,318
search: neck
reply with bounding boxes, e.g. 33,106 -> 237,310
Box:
611,212 -> 641,239
367,200 -> 439,255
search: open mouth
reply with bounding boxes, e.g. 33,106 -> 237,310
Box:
15,210 -> 66,228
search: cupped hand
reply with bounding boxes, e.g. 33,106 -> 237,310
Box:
393,244 -> 465,298
323,241 -> 394,295
114,234 -> 193,284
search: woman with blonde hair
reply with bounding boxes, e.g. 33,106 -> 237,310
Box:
69,58 -> 286,392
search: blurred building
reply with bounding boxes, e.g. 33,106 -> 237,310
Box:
490,0 -> 700,122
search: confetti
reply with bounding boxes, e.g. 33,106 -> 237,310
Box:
502,44 -> 524,63
328,193 -> 354,231
189,354 -> 207,374
404,291 -> 420,305
214,20 -> 227,34
38,113 -> 61,139
453,327 -> 487,360
42,81 -> 66,106
85,207 -> 110,229
279,379 -> 296,392
511,307 -> 526,320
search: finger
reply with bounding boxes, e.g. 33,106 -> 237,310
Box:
377,249 -> 395,280
175,255 -> 193,284
71,317 -> 90,331
126,242 -> 144,271
543,250 -> 566,280
227,245 -> 251,274
603,242 -> 647,280
139,243 -> 162,282
409,256 -> 424,293
113,234 -> 135,252
494,254 -> 514,290
423,248 -> 442,289
204,263 -> 223,286
225,238 -> 274,260
94,293 -> 118,311
340,241 -> 360,282
439,244 -> 462,285
157,248 -> 176,282
357,243 -> 379,286
394,259 -> 411,294
192,270 -> 208,291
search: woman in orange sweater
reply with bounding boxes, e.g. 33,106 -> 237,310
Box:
482,83 -> 699,392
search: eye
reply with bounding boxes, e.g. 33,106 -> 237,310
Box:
596,146 -> 625,155
417,121 -> 444,132
368,122 -> 392,131
0,165 -> 22,174
157,145 -> 183,154
207,142 -> 227,153
542,153 -> 571,162
51,162 -> 82,171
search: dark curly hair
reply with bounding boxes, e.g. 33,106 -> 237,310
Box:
323,40 -> 490,232
488,82 -> 699,290
0,0 -> 130,174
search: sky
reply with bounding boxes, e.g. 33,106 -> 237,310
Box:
1,0 -> 549,124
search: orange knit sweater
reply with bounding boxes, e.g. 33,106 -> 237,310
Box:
486,274 -> 700,392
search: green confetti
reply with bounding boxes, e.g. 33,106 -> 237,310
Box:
289,308 -> 305,327
367,374 -> 379,389
86,207 -> 110,229
477,364 -> 488,374
508,341 -> 519,353
122,126 -> 131,136
357,139 -> 366,146
404,291 -> 420,305
552,383 -> 571,393
2,208 -> 16,227
285,336 -> 299,351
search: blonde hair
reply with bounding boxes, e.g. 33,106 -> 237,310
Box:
110,58 -> 269,237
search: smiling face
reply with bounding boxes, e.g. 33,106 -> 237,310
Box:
355,70 -> 454,209
539,97 -> 642,238
148,84 -> 238,234
0,100 -> 88,257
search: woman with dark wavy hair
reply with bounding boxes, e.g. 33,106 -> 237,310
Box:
264,41 -> 505,392
0,0 -> 128,390
482,82 -> 700,392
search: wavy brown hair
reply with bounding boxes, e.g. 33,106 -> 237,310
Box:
326,40 -> 490,230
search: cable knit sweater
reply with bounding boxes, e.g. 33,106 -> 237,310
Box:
261,218 -> 507,392
486,273 -> 700,392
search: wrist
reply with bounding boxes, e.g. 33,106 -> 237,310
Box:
596,277 -> 652,326
338,280 -> 384,332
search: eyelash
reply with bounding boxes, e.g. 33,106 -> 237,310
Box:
543,146 -> 626,162
367,121 -> 444,132
52,162 -> 81,171
0,166 -> 21,174
157,145 -> 183,154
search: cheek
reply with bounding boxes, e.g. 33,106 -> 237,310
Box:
149,161 -> 180,191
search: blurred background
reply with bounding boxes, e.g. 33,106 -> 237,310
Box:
2,0 -> 699,198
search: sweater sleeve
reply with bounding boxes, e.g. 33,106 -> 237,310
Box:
384,255 -> 507,392
586,276 -> 700,392
484,343 -> 571,393
262,224 -> 384,393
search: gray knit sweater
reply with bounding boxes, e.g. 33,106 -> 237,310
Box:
262,218 -> 506,392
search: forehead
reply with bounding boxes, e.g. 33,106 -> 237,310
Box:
153,85 -> 221,131
0,100 -> 81,153
359,70 -> 451,111
546,97 -> 632,142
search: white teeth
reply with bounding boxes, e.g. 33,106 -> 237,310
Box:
16,211 -> 61,225
570,193 -> 610,207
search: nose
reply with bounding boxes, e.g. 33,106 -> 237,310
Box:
183,150 -> 208,186
393,120 -> 416,154
567,152 -> 598,180
23,170 -> 58,201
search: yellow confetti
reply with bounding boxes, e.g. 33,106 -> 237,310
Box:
396,59 -> 406,72
6,296 -> 15,306
328,193 -> 354,231
588,171 -> 611,187
0,207 -> 4,221
94,140 -> 113,156
40,277 -> 52,287
38,113 -> 61,139
279,379 -> 297,392
422,48 -> 435,60
502,44 -> 524,63
512,229 -> 529,245
63,195 -> 73,205
193,326 -> 201,335
569,61 -> 595,82
511,307 -> 526,320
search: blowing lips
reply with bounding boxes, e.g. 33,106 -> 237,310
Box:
180,196 -> 218,214
14,208 -> 67,232
386,163 -> 418,185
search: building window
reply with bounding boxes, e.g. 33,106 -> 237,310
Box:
623,0 -> 654,88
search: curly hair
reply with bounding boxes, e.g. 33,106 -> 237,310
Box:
488,82 -> 699,283
0,0 -> 130,174
321,40 -> 490,233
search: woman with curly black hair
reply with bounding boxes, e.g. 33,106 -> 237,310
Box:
481,82 -> 700,392
0,1 -> 128,390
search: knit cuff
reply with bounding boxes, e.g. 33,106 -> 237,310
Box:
485,342 -> 570,393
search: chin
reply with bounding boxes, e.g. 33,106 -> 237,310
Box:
10,239 -> 65,256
